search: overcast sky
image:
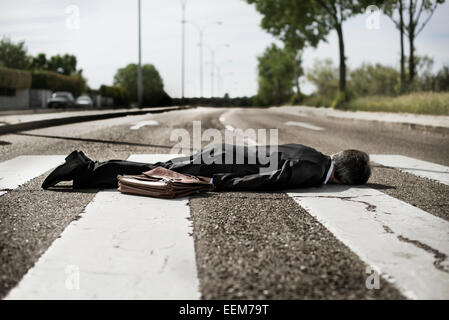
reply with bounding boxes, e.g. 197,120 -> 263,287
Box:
1,0 -> 449,97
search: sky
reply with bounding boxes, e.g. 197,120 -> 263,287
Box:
1,0 -> 449,97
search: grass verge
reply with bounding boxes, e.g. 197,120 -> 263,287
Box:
344,92 -> 449,115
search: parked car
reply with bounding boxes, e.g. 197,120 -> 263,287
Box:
47,92 -> 75,108
75,95 -> 94,107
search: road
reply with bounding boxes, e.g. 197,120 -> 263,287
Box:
0,106 -> 448,299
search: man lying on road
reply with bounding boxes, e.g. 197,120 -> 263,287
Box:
41,143 -> 371,191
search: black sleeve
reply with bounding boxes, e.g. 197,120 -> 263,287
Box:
211,164 -> 291,191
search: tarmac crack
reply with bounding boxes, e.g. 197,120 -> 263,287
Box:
397,235 -> 449,274
340,198 -> 377,212
291,194 -> 379,213
294,194 -> 449,273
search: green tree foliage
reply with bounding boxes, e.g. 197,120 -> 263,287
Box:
113,63 -> 171,106
31,53 -> 80,75
350,63 -> 400,96
247,0 -> 377,93
256,44 -> 295,106
434,66 -> 449,92
0,37 -> 30,70
306,59 -> 339,98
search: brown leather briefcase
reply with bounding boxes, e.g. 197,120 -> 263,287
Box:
117,166 -> 214,198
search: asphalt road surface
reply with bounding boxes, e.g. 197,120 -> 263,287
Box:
1,106 -> 448,299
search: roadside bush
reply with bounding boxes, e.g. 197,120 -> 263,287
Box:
99,85 -> 129,105
331,89 -> 357,109
306,59 -> 339,99
287,92 -> 305,105
350,63 -> 400,96
0,67 -> 31,89
31,70 -> 86,96
302,94 -> 333,108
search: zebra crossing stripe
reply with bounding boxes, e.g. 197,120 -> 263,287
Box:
287,185 -> 449,299
0,155 -> 66,194
5,154 -> 200,300
370,154 -> 449,186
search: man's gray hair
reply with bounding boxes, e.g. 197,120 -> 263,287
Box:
331,150 -> 371,185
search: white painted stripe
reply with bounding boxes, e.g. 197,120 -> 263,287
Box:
219,114 -> 258,146
0,191 -> 6,197
223,124 -> 258,146
130,120 -> 159,130
370,154 -> 449,186
285,121 -> 324,131
6,154 -> 200,300
0,155 -> 66,191
287,185 -> 449,299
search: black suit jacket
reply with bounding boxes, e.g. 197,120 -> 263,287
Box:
165,144 -> 332,191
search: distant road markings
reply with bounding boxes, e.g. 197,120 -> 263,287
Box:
370,154 -> 449,186
285,121 -> 324,131
130,120 -> 159,130
0,155 -> 66,195
287,185 -> 449,299
5,154 -> 200,300
219,116 -> 258,146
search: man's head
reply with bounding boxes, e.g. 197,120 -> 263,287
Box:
331,150 -> 371,185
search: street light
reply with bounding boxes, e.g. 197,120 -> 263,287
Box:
187,21 -> 222,98
180,0 -> 187,102
204,44 -> 230,97
137,0 -> 143,107
217,71 -> 233,97
216,60 -> 232,96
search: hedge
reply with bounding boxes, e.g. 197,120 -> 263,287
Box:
99,85 -> 129,105
31,70 -> 86,96
0,67 -> 32,89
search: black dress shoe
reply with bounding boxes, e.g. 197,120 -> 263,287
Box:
41,151 -> 88,189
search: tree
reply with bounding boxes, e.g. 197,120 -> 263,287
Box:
382,0 -> 444,91
113,63 -> 170,106
47,54 -> 78,75
406,0 -> 445,85
247,0 -> 376,93
30,53 -> 82,76
30,53 -> 48,70
306,58 -> 340,97
0,37 -> 30,69
256,44 -> 295,106
382,0 -> 407,93
434,65 -> 449,92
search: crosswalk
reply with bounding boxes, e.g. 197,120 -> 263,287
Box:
0,155 -> 65,193
370,154 -> 449,186
5,154 -> 199,300
287,186 -> 449,299
1,153 -> 448,299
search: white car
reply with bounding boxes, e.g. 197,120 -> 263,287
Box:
75,95 -> 94,107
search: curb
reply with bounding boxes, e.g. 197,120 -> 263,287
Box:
0,106 -> 191,135
274,106 -> 449,135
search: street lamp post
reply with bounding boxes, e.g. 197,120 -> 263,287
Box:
204,44 -> 230,98
137,0 -> 143,107
187,21 -> 222,98
216,60 -> 232,97
180,0 -> 187,103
